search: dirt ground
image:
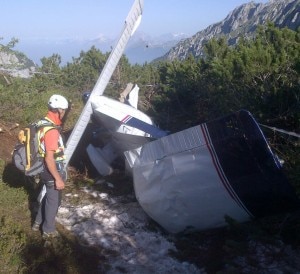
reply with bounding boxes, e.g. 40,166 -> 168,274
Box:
0,126 -> 17,162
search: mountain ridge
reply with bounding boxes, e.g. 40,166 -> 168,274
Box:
156,0 -> 299,62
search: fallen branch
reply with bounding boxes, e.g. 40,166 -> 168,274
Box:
0,122 -> 19,135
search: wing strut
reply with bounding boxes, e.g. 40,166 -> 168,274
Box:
64,0 -> 144,166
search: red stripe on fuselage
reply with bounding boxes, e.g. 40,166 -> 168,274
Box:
121,115 -> 132,123
200,124 -> 252,216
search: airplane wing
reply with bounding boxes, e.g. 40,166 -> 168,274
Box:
64,0 -> 144,167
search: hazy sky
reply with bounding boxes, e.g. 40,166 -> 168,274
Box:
1,0 -> 269,42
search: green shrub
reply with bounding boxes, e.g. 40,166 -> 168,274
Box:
0,179 -> 28,272
0,181 -> 28,210
0,216 -> 26,272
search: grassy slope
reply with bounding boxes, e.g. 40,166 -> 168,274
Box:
0,128 -> 101,273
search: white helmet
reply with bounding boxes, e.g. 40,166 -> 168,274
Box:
48,94 -> 68,109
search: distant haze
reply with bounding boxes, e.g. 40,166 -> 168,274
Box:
6,0 -> 269,65
14,32 -> 189,65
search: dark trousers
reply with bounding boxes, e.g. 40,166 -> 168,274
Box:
35,183 -> 62,233
35,162 -> 66,233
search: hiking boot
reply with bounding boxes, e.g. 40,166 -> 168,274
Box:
42,230 -> 59,239
31,222 -> 40,231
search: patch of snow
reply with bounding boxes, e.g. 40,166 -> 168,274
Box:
57,186 -> 203,273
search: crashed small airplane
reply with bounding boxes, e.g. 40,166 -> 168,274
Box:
64,0 -> 299,233
83,83 -> 167,176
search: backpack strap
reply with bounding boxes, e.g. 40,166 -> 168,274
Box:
40,117 -> 62,132
36,118 -> 58,157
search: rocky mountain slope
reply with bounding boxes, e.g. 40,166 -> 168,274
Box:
0,46 -> 36,78
158,0 -> 300,62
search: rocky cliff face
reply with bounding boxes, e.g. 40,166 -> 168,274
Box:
158,0 -> 300,62
0,47 -> 36,78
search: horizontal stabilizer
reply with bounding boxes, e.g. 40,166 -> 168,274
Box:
86,144 -> 115,176
127,84 -> 139,108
